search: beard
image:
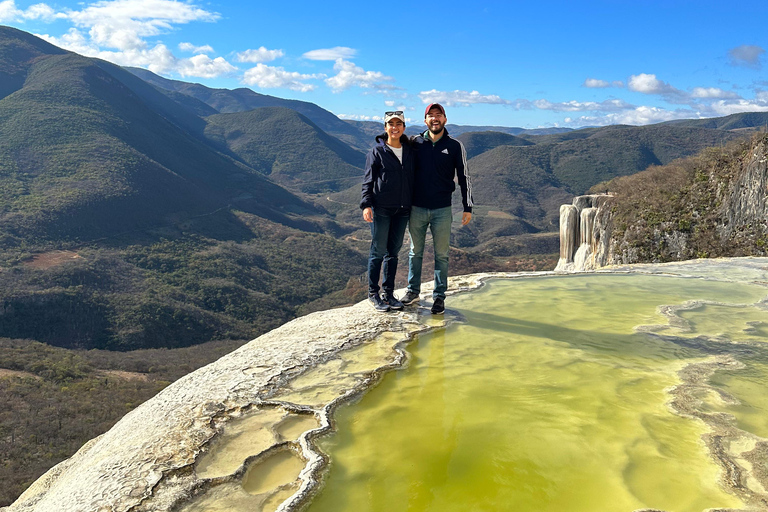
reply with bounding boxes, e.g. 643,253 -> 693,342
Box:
428,120 -> 445,134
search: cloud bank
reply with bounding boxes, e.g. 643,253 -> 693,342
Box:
242,64 -> 322,92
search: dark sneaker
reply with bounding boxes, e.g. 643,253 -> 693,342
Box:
400,290 -> 421,306
430,297 -> 445,315
369,294 -> 390,312
383,293 -> 404,310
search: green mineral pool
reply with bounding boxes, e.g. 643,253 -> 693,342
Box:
308,273 -> 768,511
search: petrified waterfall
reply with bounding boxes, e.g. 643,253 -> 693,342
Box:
555,194 -> 612,272
558,204 -> 578,267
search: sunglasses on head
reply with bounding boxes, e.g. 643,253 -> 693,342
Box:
385,111 -> 403,116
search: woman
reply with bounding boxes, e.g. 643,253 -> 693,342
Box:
360,111 -> 414,312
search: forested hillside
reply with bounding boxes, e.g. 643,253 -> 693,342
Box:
597,132 -> 768,263
0,26 -> 364,352
204,107 -> 364,193
128,67 -> 371,151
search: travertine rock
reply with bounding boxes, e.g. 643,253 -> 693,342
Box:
2,275 -> 504,512
2,298 -> 431,512
555,194 -> 612,271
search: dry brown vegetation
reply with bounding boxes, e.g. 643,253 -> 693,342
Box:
22,251 -> 81,270
598,133 -> 768,262
0,337 -> 248,506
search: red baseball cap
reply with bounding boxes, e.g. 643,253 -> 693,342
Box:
424,103 -> 446,118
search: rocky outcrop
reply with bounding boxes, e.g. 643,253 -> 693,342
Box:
557,134 -> 768,271
721,137 -> 768,244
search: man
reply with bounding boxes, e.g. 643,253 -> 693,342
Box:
400,103 -> 473,314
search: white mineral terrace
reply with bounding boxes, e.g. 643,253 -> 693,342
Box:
2,275 -> 492,512
5,258 -> 768,512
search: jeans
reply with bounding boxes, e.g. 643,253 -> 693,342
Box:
407,205 -> 452,300
368,207 -> 410,296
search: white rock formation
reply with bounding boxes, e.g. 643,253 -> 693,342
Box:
2,299 -> 429,512
557,204 -> 578,268
1,276 -> 498,512
555,194 -> 612,272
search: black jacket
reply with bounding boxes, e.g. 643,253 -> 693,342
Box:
412,129 -> 473,212
360,135 -> 414,210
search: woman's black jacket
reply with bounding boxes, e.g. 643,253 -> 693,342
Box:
360,135 -> 414,210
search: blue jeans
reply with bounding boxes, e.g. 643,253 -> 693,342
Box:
368,207 -> 410,296
407,206 -> 452,300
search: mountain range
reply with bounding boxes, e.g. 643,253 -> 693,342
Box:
1,24 -> 768,352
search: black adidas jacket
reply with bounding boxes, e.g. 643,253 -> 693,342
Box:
411,129 -> 473,212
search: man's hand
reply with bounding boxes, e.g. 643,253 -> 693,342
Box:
363,207 -> 374,223
461,212 -> 472,225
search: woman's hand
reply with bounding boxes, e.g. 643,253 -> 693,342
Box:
363,207 -> 373,223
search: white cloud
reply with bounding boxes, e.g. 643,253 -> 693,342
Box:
569,106 -> 698,127
24,2 -> 56,20
384,100 -> 395,107
178,42 -> 213,54
419,89 -> 511,106
583,78 -> 609,88
236,46 -> 284,63
40,28 -> 178,73
242,63 -> 322,92
627,73 -> 690,104
628,73 -> 676,95
583,78 -> 623,88
690,87 -> 740,99
0,0 -> 59,22
336,113 -> 413,123
729,45 -> 765,69
34,1 -> 237,78
38,28 -> 99,55
337,114 -> 383,121
303,46 -> 356,61
40,29 -> 235,77
706,99 -> 768,116
96,44 -> 177,73
565,93 -> 768,127
325,59 -> 393,92
178,54 -> 236,78
64,0 -> 219,51
527,98 -> 633,112
0,0 -> 20,21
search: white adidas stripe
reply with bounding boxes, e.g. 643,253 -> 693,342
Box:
457,140 -> 474,207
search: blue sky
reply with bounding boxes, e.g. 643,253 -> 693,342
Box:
2,0 -> 767,128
